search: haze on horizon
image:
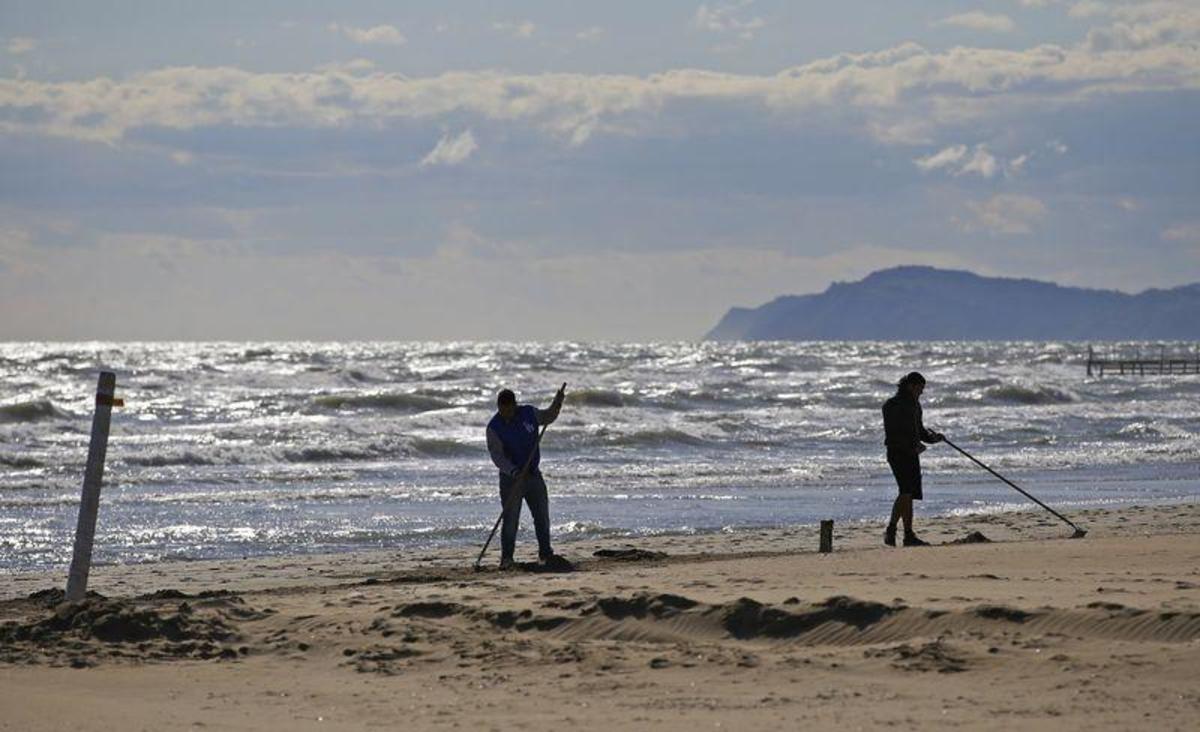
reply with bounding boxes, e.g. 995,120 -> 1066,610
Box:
1,0 -> 1198,341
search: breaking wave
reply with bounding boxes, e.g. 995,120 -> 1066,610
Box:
566,388 -> 634,408
310,392 -> 453,413
982,384 -> 1079,405
606,427 -> 709,448
0,400 -> 66,423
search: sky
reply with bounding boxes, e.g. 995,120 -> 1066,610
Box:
1,0 -> 1198,340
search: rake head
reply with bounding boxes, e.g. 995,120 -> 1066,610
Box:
1070,527 -> 1088,539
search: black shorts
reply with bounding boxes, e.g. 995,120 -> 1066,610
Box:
887,454 -> 923,501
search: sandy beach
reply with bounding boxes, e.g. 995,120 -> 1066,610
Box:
2,501 -> 1198,731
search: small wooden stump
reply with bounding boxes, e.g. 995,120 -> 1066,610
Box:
819,520 -> 834,554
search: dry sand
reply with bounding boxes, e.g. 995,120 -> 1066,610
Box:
2,502 -> 1198,731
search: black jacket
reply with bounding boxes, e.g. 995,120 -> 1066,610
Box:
883,390 -> 937,457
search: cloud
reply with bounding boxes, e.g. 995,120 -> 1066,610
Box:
493,20 -> 536,39
314,58 -> 376,74
965,194 -> 1047,234
914,144 -> 968,172
1047,139 -> 1069,155
328,23 -> 406,46
419,129 -> 477,167
1006,153 -> 1029,176
935,12 -> 1017,33
2,7 -> 1198,151
915,144 -> 1017,178
6,37 -> 36,55
1085,1 -> 1200,51
959,146 -> 1001,178
693,1 -> 766,42
1069,1 -> 1109,19
576,26 -> 605,41
1162,221 -> 1200,243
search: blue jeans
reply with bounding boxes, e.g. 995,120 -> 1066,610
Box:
499,471 -> 552,561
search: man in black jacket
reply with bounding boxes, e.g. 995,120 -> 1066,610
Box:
882,371 -> 944,547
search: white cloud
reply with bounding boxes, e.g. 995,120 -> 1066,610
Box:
693,1 -> 766,42
493,20 -> 537,39
420,129 -> 478,167
576,26 -> 605,41
1069,1 -> 1109,19
1006,153 -> 1029,176
328,23 -> 406,46
1162,222 -> 1200,243
965,194 -> 1047,235
914,144 -> 968,172
6,37 -> 36,55
915,144 -> 1017,178
315,58 -> 376,74
1085,1 -> 1200,51
959,146 -> 1001,178
936,12 -> 1017,33
2,12 -> 1198,149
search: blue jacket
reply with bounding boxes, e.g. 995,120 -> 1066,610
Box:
486,399 -> 562,476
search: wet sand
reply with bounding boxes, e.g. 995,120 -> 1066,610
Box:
2,501 -> 1198,731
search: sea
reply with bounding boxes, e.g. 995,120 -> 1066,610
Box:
1,341 -> 1197,572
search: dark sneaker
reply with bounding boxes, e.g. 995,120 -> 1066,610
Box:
884,526 -> 897,547
903,534 -> 930,547
499,557 -> 516,571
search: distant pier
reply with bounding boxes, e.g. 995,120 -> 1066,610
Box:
1087,345 -> 1200,376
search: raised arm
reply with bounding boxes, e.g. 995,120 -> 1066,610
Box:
536,384 -> 566,426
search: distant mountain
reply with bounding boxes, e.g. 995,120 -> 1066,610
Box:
706,266 -> 1200,341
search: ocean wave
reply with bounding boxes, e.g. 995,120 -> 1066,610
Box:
343,369 -> 387,383
0,399 -> 67,423
606,427 -> 709,448
408,437 -> 479,457
281,445 -> 390,463
1117,421 -> 1196,440
981,384 -> 1079,405
0,453 -> 43,468
123,450 -> 219,467
566,388 -> 634,408
310,392 -> 452,413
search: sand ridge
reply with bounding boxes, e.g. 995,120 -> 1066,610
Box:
1,501 -> 1198,730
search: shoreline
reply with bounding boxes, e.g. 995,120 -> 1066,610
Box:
3,499 -> 1197,599
4,462 -> 1197,576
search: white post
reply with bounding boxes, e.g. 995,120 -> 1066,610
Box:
65,371 -> 118,602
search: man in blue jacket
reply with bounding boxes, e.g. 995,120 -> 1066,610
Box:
486,386 -> 566,569
882,371 -> 944,547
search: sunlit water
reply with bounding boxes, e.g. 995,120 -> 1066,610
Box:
1,341 -> 1197,571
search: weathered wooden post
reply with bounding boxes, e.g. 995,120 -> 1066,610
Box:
819,520 -> 834,554
65,371 -> 121,602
